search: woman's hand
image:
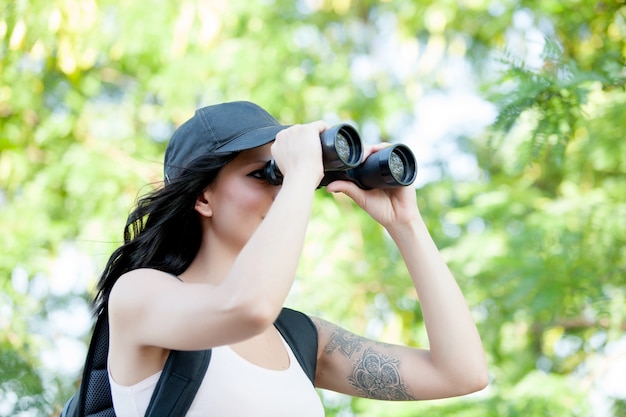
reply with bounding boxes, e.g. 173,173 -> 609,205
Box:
325,143 -> 420,231
271,121 -> 328,189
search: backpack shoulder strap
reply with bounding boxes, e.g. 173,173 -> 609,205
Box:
62,309 -> 114,417
144,348 -> 211,417
275,307 -> 319,385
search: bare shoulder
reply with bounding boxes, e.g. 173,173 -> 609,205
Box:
112,268 -> 178,290
109,269 -> 178,308
107,268 -> 184,343
107,269 -> 177,384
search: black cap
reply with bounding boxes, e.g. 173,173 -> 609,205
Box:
163,101 -> 289,182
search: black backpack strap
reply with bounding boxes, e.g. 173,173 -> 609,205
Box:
144,349 -> 212,417
62,310 -> 115,417
275,307 -> 319,385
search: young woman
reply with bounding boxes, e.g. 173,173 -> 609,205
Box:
95,101 -> 488,416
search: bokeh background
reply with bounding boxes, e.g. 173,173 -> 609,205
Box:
1,0 -> 625,416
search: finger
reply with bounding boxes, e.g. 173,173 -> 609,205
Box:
325,180 -> 368,204
310,120 -> 331,134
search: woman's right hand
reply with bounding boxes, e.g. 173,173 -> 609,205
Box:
271,121 -> 328,189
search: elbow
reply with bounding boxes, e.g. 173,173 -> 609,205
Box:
455,348 -> 489,395
217,278 -> 284,339
467,370 -> 489,394
457,366 -> 489,396
477,368 -> 490,391
472,356 -> 490,392
244,302 -> 279,332
228,295 -> 280,336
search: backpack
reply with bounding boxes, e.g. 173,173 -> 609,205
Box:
61,307 -> 318,417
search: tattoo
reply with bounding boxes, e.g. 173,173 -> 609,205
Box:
324,329 -> 363,358
348,347 -> 415,401
310,317 -> 326,333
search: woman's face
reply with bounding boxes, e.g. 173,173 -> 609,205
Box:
202,143 -> 280,252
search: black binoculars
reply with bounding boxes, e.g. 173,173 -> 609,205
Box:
263,124 -> 418,189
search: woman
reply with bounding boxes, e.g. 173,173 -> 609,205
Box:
95,101 -> 488,416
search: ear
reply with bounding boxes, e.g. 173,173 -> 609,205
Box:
194,188 -> 213,218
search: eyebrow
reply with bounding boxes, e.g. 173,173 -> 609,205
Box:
237,159 -> 270,169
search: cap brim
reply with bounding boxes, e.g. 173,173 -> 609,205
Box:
215,125 -> 291,153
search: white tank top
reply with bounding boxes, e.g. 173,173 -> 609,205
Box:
109,335 -> 325,417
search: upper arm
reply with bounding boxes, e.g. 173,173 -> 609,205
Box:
311,317 -> 482,401
108,269 -> 267,351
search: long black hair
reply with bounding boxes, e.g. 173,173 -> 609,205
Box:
92,152 -> 239,316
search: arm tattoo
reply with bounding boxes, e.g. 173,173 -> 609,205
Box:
315,319 -> 415,400
348,347 -> 415,401
324,328 -> 363,358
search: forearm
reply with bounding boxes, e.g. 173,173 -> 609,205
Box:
389,216 -> 487,385
226,176 -> 317,319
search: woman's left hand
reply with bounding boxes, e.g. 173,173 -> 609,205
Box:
325,144 -> 420,230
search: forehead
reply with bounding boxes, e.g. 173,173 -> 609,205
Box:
233,142 -> 273,163
218,143 -> 273,174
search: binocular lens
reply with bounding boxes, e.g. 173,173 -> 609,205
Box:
389,148 -> 415,183
335,132 -> 351,164
321,125 -> 362,169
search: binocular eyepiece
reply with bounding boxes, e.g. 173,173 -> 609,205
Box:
263,124 -> 418,189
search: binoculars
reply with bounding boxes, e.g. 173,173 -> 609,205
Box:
263,124 -> 418,189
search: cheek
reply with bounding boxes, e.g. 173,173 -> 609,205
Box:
215,179 -> 270,218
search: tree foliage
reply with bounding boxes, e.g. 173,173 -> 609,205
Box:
1,0 -> 625,416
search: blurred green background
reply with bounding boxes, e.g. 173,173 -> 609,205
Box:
1,0 -> 625,416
